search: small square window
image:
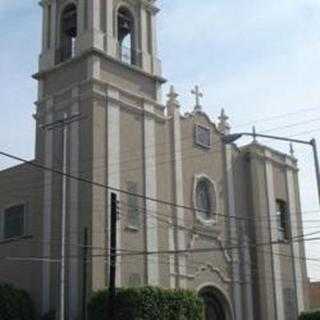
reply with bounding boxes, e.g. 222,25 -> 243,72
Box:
4,204 -> 25,239
195,125 -> 211,149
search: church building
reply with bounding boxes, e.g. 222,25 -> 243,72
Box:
0,1 -> 309,319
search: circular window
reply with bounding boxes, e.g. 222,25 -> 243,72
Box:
195,177 -> 217,223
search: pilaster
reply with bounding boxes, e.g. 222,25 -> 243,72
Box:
140,7 -> 152,73
265,150 -> 285,320
143,102 -> 159,285
41,98 -> 54,315
105,0 -> 118,57
167,89 -> 187,289
225,145 -> 243,320
285,158 -> 305,314
91,94 -> 107,291
107,88 -> 122,287
39,0 -> 56,71
68,87 -> 80,320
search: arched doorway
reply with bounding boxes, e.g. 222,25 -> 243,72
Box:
199,286 -> 232,320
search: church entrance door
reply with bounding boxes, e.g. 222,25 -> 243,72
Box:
199,286 -> 231,320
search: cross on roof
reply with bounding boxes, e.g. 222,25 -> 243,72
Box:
191,85 -> 203,111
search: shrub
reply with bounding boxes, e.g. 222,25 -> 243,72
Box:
41,310 -> 56,320
88,287 -> 203,320
0,283 -> 36,320
300,310 -> 320,320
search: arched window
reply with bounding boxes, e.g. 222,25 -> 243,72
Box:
117,7 -> 135,65
195,177 -> 216,222
60,3 -> 77,62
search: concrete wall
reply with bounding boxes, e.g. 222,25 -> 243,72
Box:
0,164 -> 44,316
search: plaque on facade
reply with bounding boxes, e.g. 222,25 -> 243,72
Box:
195,125 -> 212,148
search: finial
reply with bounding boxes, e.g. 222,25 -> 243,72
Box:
167,85 -> 180,116
167,85 -> 179,104
191,85 -> 203,112
290,143 -> 295,157
252,126 -> 257,143
218,108 -> 231,135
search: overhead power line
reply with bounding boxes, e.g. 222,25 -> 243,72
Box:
0,150 -> 269,223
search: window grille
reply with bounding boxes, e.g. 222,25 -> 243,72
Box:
276,199 -> 289,241
127,182 -> 139,228
4,204 -> 25,239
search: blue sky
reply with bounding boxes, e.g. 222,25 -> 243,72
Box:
0,0 -> 320,280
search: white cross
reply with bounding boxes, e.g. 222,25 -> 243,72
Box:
191,85 -> 203,111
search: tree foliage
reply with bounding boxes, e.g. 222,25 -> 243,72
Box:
0,283 -> 36,320
300,310 -> 320,320
88,287 -> 203,320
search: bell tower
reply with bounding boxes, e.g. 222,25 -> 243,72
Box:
35,1 -> 166,319
39,0 -> 162,77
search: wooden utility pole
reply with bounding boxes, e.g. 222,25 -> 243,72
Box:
109,193 -> 118,319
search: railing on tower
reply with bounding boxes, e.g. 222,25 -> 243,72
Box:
116,42 -> 141,67
57,37 -> 76,64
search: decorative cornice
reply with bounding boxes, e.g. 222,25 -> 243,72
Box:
249,152 -> 299,172
35,85 -> 167,123
33,47 -> 167,84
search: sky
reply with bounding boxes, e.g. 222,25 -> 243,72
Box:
0,0 -> 320,280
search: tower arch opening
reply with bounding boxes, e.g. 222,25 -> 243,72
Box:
117,6 -> 136,65
60,3 -> 77,63
199,286 -> 233,320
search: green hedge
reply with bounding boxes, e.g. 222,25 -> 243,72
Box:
300,310 -> 320,320
0,283 -> 36,320
88,287 -> 203,320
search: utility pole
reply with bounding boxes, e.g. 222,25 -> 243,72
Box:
82,228 -> 88,320
40,113 -> 82,320
311,138 -> 320,206
60,113 -> 68,320
109,192 -> 118,320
